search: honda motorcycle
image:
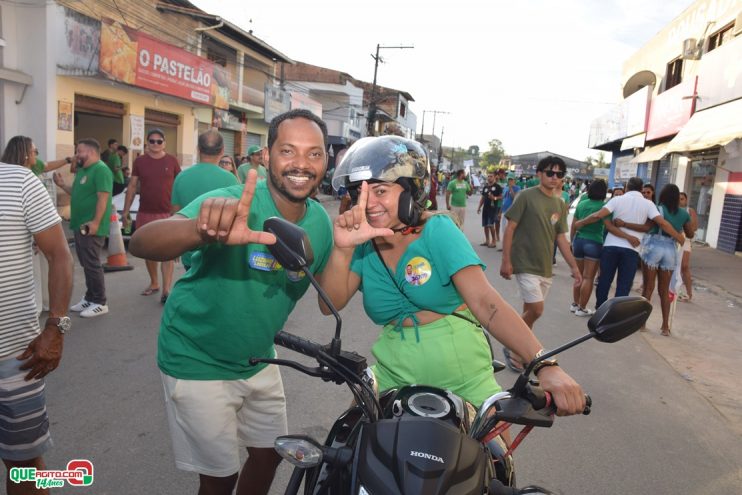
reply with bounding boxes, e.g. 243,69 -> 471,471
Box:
253,217 -> 652,495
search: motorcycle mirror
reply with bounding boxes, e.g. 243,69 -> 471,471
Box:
275,435 -> 323,469
588,296 -> 652,343
263,217 -> 314,271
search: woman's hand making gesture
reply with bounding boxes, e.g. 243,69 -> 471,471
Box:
333,181 -> 394,248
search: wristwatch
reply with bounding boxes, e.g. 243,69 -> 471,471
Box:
46,316 -> 72,334
531,349 -> 559,376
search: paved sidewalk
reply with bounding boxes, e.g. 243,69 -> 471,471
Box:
638,245 -> 742,435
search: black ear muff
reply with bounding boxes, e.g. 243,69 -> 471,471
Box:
398,188 -> 423,226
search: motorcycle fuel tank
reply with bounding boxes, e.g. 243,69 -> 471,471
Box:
355,416 -> 489,495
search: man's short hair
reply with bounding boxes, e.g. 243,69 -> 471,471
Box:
108,138 -> 118,147
77,138 -> 101,153
117,145 -> 128,154
198,129 -> 224,156
268,109 -> 328,150
536,155 -> 566,173
626,177 -> 643,192
456,169 -> 465,177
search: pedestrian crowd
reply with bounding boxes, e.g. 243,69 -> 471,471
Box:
0,114 -> 695,494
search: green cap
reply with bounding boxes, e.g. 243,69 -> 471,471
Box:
247,145 -> 262,156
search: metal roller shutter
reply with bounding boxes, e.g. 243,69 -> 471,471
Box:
221,130 -> 236,157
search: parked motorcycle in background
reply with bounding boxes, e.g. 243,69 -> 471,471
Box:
254,217 -> 653,495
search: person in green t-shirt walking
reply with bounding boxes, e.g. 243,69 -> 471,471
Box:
500,156 -> 582,371
237,144 -> 268,183
53,138 -> 113,318
446,169 -> 472,227
171,129 -> 240,270
129,109 -> 334,495
569,179 -> 608,317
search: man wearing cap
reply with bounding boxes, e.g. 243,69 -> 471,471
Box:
237,145 -> 267,183
123,129 -> 181,303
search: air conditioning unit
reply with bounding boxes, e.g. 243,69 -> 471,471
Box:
682,38 -> 700,60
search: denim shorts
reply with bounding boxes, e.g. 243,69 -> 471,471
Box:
572,237 -> 602,261
641,234 -> 678,271
481,207 -> 498,227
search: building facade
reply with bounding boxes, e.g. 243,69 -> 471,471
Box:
588,0 -> 742,251
0,0 -> 291,215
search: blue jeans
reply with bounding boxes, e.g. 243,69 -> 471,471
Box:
596,246 -> 639,308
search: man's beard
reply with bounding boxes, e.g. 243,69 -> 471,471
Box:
268,166 -> 319,204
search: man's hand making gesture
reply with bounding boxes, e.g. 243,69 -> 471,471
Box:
196,169 -> 276,246
333,181 -> 394,248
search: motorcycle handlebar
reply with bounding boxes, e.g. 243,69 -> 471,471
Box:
542,391 -> 592,415
274,331 -> 324,358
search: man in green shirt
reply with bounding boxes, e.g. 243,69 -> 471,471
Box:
171,129 -> 240,270
446,169 -> 472,227
101,138 -> 125,187
53,138 -> 113,318
129,109 -> 333,495
237,144 -> 268,183
500,156 -> 582,370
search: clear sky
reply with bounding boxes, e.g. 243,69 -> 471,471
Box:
192,0 -> 693,161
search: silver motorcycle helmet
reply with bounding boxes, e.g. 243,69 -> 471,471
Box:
332,136 -> 431,227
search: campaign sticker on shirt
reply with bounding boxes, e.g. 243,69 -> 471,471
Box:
80,176 -> 88,185
404,256 -> 432,286
249,251 -> 281,272
550,212 -> 560,225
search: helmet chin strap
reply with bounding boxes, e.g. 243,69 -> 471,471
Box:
390,224 -> 422,235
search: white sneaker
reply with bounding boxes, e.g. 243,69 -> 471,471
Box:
70,298 -> 92,312
575,307 -> 595,317
80,303 -> 109,318
569,303 -> 579,313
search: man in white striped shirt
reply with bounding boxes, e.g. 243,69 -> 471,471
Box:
0,152 -> 73,495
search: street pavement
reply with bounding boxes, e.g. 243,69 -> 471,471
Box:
39,193 -> 742,494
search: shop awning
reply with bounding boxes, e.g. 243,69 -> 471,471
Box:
630,141 -> 672,163
665,98 -> 742,153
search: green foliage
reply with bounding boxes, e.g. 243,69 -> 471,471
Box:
480,139 -> 506,168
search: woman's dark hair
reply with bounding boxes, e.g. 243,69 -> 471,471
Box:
587,178 -> 607,201
1,135 -> 33,166
659,183 -> 680,214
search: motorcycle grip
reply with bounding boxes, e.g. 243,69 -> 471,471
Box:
274,331 -> 323,358
543,392 -> 592,415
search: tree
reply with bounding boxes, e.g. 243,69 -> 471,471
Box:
480,139 -> 506,169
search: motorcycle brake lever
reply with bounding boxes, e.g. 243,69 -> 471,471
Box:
249,357 -> 330,379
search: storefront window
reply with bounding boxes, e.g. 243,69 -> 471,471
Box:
688,157 -> 717,242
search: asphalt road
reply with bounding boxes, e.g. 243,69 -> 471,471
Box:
40,196 -> 742,494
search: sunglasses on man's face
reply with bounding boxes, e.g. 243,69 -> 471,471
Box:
544,170 -> 565,179
148,139 -> 164,145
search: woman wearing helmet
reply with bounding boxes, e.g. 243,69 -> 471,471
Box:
320,136 -> 585,414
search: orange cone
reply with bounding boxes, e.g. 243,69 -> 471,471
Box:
103,212 -> 134,272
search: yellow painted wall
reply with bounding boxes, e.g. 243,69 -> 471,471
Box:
56,75 -> 199,167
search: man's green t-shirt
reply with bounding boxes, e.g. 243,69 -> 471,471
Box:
505,187 -> 567,278
447,179 -> 471,207
574,198 -> 605,244
105,152 -> 124,185
171,162 -> 240,267
31,158 -> 45,176
158,180 -> 333,380
70,160 -> 113,236
237,163 -> 268,183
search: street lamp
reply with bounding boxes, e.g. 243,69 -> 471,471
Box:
366,43 -> 414,136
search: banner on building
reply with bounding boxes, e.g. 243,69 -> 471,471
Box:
99,19 -> 230,109
615,155 -> 638,180
129,115 -> 145,150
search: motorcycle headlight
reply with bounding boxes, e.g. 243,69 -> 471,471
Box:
274,435 -> 323,468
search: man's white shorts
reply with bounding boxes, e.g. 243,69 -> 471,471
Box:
515,273 -> 553,304
161,365 -> 287,477
451,206 -> 466,227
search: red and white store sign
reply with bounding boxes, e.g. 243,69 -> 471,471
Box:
99,19 -> 230,109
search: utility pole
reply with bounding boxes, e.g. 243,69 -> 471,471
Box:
438,126 -> 445,166
367,43 -> 414,136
